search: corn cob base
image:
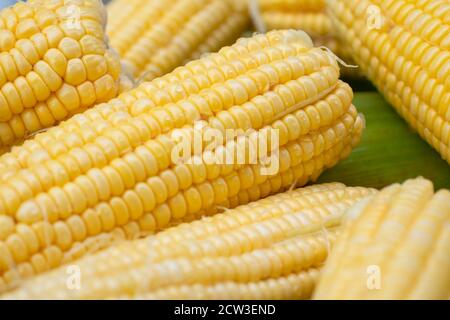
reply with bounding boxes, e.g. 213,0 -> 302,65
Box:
1,183 -> 376,299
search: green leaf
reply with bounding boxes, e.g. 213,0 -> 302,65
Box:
318,92 -> 450,190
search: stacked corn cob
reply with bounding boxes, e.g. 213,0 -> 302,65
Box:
315,177 -> 450,299
327,0 -> 450,163
0,0 -> 123,152
255,0 -> 361,77
1,183 -> 376,299
106,0 -> 250,82
0,30 -> 365,291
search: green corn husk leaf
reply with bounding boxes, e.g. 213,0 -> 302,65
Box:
318,92 -> 450,189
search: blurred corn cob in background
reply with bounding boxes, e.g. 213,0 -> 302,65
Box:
254,0 -> 361,78
327,0 -> 450,163
2,183 -> 376,299
106,0 -> 250,82
0,0 -> 123,152
0,30 -> 365,291
315,177 -> 450,299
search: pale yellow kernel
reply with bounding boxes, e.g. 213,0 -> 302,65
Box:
0,216 -> 14,240
26,71 -> 51,102
10,48 -> 32,75
82,209 -> 102,236
30,254 -> 49,274
168,193 -> 187,220
16,39 -> 40,65
123,190 -> 144,220
94,74 -> 117,102
80,35 -> 105,55
135,183 -> 156,212
2,83 -> 24,115
34,60 -> 63,92
66,215 -> 87,242
56,83 -> 80,111
43,25 -> 65,48
96,203 -> 116,231
43,246 -> 62,269
15,19 -> 39,39
15,224 -> 39,255
32,222 -> 54,248
110,198 -> 130,226
138,214 -> 156,233
0,30 -> 15,51
65,58 -> 87,86
58,37 -> 82,59
44,48 -> 68,78
53,221 -> 73,251
14,76 -> 36,108
6,234 -> 29,263
83,54 -> 107,81
153,204 -> 171,229
147,177 -> 168,204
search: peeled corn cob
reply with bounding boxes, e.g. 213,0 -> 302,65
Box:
255,0 -> 361,77
0,0 -> 122,151
0,30 -> 364,290
327,0 -> 450,163
314,177 -> 450,299
1,183 -> 377,299
106,0 -> 249,82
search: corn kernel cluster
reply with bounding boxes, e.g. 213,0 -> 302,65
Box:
328,0 -> 450,162
2,183 -> 376,299
0,0 -> 122,151
107,0 -> 249,81
315,178 -> 450,300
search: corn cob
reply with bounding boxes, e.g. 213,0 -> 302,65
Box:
0,30 -> 365,290
1,183 -> 377,299
255,0 -> 361,78
106,0 -> 249,82
0,0 -> 122,152
314,177 -> 450,299
327,0 -> 450,163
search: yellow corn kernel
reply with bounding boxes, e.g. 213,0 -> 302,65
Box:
2,183 -> 376,299
0,0 -> 121,150
314,177 -> 450,300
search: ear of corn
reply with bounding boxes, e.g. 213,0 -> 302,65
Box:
0,0 -> 123,152
1,183 -> 376,299
319,92 -> 450,189
0,30 -> 365,291
327,0 -> 450,163
314,177 -> 450,300
255,0 -> 361,78
106,0 -> 250,82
